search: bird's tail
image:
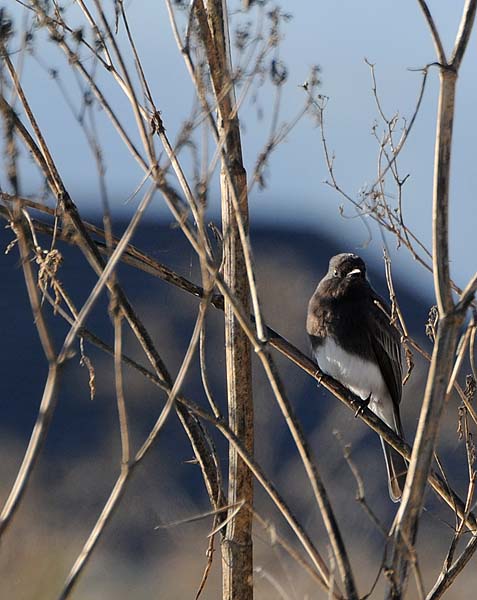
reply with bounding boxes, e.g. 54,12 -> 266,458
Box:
380,437 -> 407,503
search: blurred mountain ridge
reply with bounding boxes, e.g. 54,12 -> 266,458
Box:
2,220 -> 468,599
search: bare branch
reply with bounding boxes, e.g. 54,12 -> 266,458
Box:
135,297 -> 212,463
113,309 -> 130,466
457,270 -> 477,313
389,7 -> 477,589
417,0 -> 447,64
58,469 -> 129,600
8,208 -> 56,362
58,185 -> 156,363
0,363 -> 60,536
451,0 -> 477,69
426,531 -> 477,599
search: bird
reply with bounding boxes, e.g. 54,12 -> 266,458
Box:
306,253 -> 407,502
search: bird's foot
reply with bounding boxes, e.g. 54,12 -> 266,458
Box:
353,394 -> 371,418
314,370 -> 323,386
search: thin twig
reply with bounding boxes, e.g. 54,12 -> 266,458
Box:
113,309 -> 130,466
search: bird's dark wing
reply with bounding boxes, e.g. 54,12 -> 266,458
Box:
306,282 -> 331,340
368,294 -> 403,426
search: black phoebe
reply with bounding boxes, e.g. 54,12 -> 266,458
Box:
306,253 -> 407,502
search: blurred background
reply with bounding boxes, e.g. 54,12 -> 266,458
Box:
1,1 -> 476,598
5,0 -> 477,291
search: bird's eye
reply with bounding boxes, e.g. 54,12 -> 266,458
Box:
333,269 -> 338,277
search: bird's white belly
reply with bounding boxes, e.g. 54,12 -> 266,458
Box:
315,337 -> 396,430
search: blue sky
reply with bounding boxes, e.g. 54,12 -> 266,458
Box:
6,1 -> 477,295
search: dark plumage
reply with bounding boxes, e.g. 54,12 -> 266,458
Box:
307,253 -> 407,502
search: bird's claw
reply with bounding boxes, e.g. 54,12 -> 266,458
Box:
314,370 -> 323,386
354,394 -> 371,418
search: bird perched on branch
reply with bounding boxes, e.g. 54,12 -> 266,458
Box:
306,253 -> 407,502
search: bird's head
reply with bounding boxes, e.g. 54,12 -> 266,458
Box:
327,253 -> 366,280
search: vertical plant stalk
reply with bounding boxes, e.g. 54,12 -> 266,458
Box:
389,66 -> 458,600
220,121 -> 254,600
198,2 -> 254,597
389,2 -> 477,597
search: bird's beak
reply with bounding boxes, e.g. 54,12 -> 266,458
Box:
347,268 -> 362,278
